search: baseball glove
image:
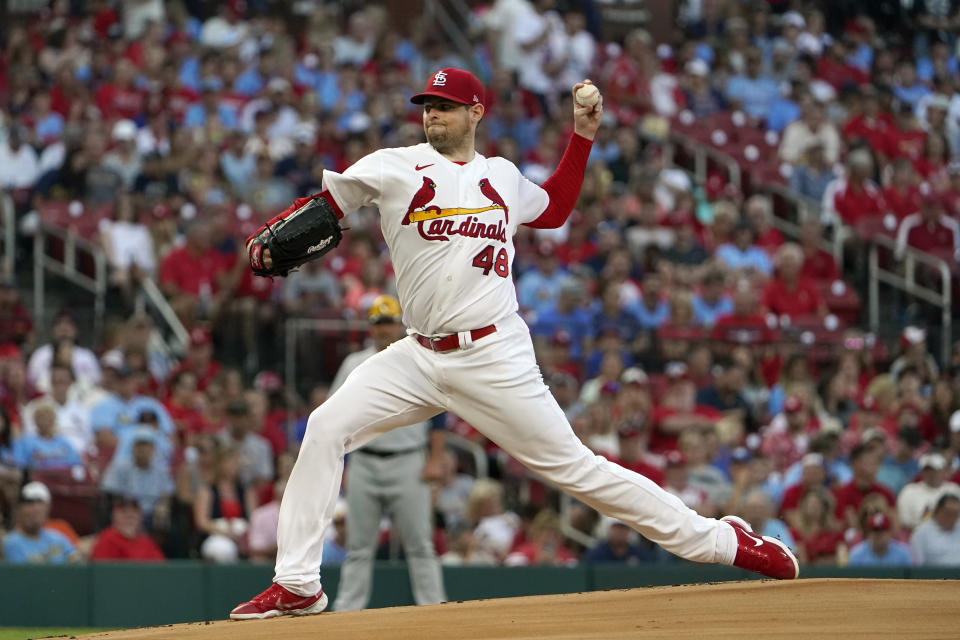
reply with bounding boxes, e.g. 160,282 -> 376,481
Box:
247,195 -> 343,277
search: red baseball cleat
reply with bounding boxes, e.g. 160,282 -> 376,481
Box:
230,583 -> 329,620
722,515 -> 799,580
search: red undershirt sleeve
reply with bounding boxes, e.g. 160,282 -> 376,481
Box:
523,133 -> 594,229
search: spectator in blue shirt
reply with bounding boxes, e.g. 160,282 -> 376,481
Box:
628,272 -> 670,330
725,48 -> 780,121
183,79 -> 240,130
532,281 -> 594,359
741,488 -> 798,554
692,269 -> 733,327
101,427 -> 175,525
2,481 -> 76,564
716,221 -> 773,278
893,60 -> 931,110
591,282 -> 641,344
517,241 -> 572,317
789,141 -> 835,202
13,402 -> 81,472
877,426 -> 922,495
90,366 -> 174,439
916,40 -> 958,83
584,519 -> 654,564
848,512 -> 912,566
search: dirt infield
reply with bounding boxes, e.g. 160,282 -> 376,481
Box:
86,579 -> 958,639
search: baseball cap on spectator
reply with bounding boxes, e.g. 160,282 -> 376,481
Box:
112,119 -> 137,142
131,426 -> 156,446
665,361 -> 689,381
410,68 -> 484,106
551,329 -> 573,347
621,367 -> 649,387
919,452 -> 947,471
253,370 -> 284,392
100,350 -> 125,371
928,94 -> 950,112
665,451 -> 687,467
901,326 -> 926,349
784,396 -> 804,413
226,399 -> 249,416
617,420 -> 645,439
782,11 -> 806,29
21,481 -> 51,504
801,453 -> 824,468
189,327 -> 212,347
368,294 -> 402,324
600,381 -> 621,397
861,427 -> 886,445
726,16 -> 748,32
201,77 -> 224,92
897,425 -> 922,448
865,512 -> 892,532
113,494 -> 141,509
535,240 -> 557,258
859,395 -> 879,412
950,410 -> 960,433
267,77 -> 291,93
686,59 -> 709,77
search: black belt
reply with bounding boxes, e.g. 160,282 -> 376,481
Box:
356,447 -> 423,458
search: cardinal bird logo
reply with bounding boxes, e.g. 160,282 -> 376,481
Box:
479,178 -> 508,225
403,176 -> 438,225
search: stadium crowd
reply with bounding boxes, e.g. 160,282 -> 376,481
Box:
1,0 -> 960,570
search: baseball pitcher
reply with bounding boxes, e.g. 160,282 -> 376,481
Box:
231,68 -> 798,620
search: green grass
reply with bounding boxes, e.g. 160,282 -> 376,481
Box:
0,630 -> 113,640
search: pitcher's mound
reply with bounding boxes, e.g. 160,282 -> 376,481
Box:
88,578 -> 959,639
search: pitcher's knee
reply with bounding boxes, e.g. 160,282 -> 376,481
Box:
301,406 -> 351,449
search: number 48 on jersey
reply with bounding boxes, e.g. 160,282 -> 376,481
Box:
472,245 -> 509,278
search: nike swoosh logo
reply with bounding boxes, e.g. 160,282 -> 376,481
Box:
743,531 -> 764,547
415,163 -> 435,171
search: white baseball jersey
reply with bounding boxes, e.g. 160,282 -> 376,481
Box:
322,143 -> 550,336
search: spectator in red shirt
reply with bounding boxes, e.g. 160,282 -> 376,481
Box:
612,421 -> 664,487
789,486 -> 844,564
882,103 -> 925,163
915,132 -> 950,186
781,453 -> 828,526
826,149 -> 887,226
94,58 -> 146,121
882,158 -> 923,221
504,509 -> 577,566
843,86 -> 895,155
895,191 -> 960,262
763,243 -> 827,319
648,363 -> 721,455
798,217 -> 840,282
712,280 -> 777,348
833,443 -> 897,531
90,495 -> 165,562
165,328 -> 223,395
601,29 -> 654,126
159,218 -> 229,324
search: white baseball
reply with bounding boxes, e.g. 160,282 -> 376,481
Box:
575,84 -> 599,107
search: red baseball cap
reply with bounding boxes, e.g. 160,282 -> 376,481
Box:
411,68 -> 484,106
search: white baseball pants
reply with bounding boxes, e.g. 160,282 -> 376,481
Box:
275,313 -> 737,596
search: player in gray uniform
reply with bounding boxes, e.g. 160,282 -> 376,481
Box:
332,295 -> 447,610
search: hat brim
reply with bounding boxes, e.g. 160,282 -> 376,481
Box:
410,90 -> 475,105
